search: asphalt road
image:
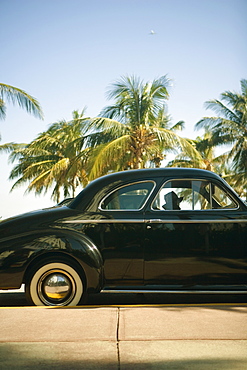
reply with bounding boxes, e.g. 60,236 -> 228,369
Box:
0,288 -> 247,369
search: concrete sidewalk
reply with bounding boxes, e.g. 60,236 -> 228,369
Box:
0,303 -> 247,369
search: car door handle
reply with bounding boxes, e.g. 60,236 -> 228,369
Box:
147,219 -> 162,223
146,219 -> 162,229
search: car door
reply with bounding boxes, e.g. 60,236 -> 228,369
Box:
144,178 -> 247,290
86,180 -> 156,287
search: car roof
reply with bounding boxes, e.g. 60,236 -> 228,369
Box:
70,167 -> 225,210
91,167 -> 222,183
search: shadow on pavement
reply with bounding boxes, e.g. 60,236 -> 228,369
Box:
0,342 -> 246,369
0,290 -> 246,307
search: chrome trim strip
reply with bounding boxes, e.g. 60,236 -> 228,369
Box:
100,289 -> 247,294
62,219 -> 145,224
62,218 -> 247,224
147,219 -> 247,224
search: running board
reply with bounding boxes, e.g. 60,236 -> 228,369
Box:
100,289 -> 247,294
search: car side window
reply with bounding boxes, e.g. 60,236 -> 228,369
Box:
100,181 -> 155,210
152,179 -> 237,211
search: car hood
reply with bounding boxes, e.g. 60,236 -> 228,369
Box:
0,206 -> 77,240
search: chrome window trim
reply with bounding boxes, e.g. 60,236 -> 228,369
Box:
98,180 -> 156,212
151,177 -> 239,212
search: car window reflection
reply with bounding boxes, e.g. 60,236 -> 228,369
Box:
152,179 -> 238,211
100,181 -> 155,211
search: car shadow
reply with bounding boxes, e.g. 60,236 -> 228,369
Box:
0,290 -> 246,307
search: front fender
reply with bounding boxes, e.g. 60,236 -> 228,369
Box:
0,229 -> 103,292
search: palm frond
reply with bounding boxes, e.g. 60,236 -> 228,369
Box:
88,135 -> 131,180
0,83 -> 43,119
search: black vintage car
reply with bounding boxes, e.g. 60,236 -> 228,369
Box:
0,168 -> 246,306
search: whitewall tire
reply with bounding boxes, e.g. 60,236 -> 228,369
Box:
26,262 -> 84,306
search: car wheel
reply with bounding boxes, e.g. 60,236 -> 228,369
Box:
25,262 -> 84,306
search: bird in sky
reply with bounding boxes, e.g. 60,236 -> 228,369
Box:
149,30 -> 156,35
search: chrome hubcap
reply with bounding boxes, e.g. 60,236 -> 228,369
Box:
38,269 -> 75,305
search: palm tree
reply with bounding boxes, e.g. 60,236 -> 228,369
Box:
1,110 -> 89,202
195,79 -> 247,192
86,75 -> 201,179
167,129 -> 228,174
148,105 -> 186,168
0,83 -> 43,120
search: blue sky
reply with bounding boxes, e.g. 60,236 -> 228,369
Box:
1,0 -> 246,219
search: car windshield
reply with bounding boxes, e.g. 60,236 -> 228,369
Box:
57,198 -> 74,206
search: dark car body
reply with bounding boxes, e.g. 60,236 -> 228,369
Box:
0,168 -> 246,306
